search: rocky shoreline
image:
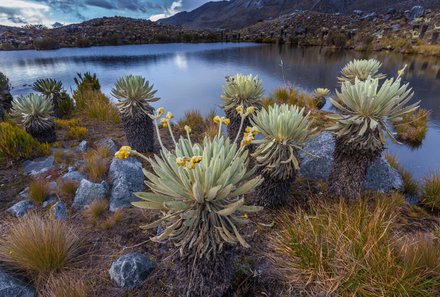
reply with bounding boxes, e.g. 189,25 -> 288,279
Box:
1,6 -> 439,56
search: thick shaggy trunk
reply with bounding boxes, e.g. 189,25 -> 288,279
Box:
1,92 -> 13,112
225,109 -> 249,144
121,113 -> 155,152
328,136 -> 382,201
254,169 -> 295,208
51,94 -> 63,118
175,251 -> 235,297
27,122 -> 56,143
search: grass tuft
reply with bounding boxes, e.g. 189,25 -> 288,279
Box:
0,214 -> 83,281
385,153 -> 418,195
41,272 -> 90,297
267,197 -> 440,296
58,180 -> 79,199
421,172 -> 440,211
54,119 -> 81,130
393,109 -> 429,147
263,86 -> 317,110
83,149 -> 109,181
28,180 -> 51,204
398,233 -> 440,275
74,89 -> 120,124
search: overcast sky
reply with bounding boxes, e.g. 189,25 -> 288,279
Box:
0,0 -> 215,27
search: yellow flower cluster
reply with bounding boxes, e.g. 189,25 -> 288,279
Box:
184,125 -> 191,133
115,146 -> 132,160
241,126 -> 259,146
236,105 -> 256,116
176,155 -> 203,170
157,107 -> 165,116
213,116 -> 230,125
160,118 -> 169,128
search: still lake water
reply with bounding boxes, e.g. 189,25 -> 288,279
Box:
0,43 -> 439,180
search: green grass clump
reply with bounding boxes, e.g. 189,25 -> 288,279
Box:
0,214 -> 83,281
74,89 -> 120,124
29,180 -> 51,204
421,172 -> 440,211
268,197 -> 440,296
66,126 -> 87,140
57,180 -> 79,200
0,122 -> 50,160
263,86 -> 317,110
177,109 -> 217,141
385,153 -> 419,196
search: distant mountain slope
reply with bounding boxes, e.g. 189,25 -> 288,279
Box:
159,0 -> 440,29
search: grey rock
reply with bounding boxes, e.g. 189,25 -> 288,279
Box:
408,6 -> 425,21
47,181 -> 57,193
108,157 -> 144,211
18,187 -> 29,199
109,252 -> 156,288
386,8 -> 396,15
96,138 -> 118,154
42,195 -> 57,208
353,10 -> 363,16
362,12 -> 377,20
7,200 -> 34,218
299,132 -> 403,192
73,179 -> 109,210
62,170 -> 85,182
75,140 -> 88,153
0,267 -> 35,297
52,202 -> 68,220
23,156 -> 54,175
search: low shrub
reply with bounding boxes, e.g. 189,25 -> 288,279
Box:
0,122 -> 50,160
66,126 -> 87,140
268,198 -> 440,296
29,180 -> 51,204
385,153 -> 418,196
421,172 -> 440,210
393,109 -> 429,147
0,214 -> 83,281
41,272 -> 90,297
54,118 -> 81,129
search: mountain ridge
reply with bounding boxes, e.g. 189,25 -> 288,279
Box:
159,0 -> 440,29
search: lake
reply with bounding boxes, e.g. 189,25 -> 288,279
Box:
0,43 -> 439,180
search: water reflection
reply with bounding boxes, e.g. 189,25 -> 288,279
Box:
0,43 -> 439,179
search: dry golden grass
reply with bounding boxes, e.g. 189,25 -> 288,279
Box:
178,109 -> 217,141
398,233 -> 440,276
393,109 -> 429,147
84,200 -> 108,224
28,179 -> 51,204
385,153 -> 418,196
40,272 -> 90,297
421,172 -> 440,210
102,209 -> 124,230
267,197 -> 440,296
66,126 -> 87,140
263,86 -> 317,110
0,214 -> 84,281
83,149 -> 109,181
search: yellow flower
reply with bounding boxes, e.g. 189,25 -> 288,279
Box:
187,161 -> 196,170
191,155 -> 202,164
176,157 -> 186,167
213,115 -> 221,124
221,117 -> 230,125
245,126 -> 259,136
235,105 -> 244,115
242,213 -> 249,219
184,125 -> 191,133
166,112 -> 174,120
115,146 -> 132,160
160,118 -> 169,128
241,133 -> 254,146
398,64 -> 407,77
246,106 -> 256,115
157,107 -> 165,116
